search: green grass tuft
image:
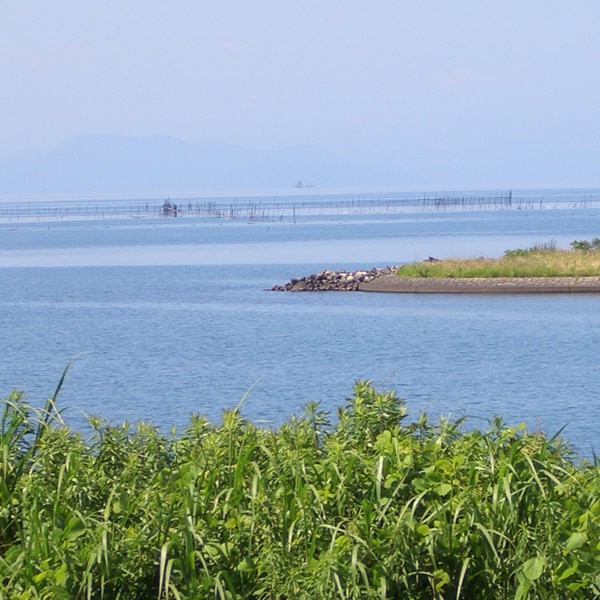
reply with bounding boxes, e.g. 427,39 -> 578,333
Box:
397,240 -> 600,278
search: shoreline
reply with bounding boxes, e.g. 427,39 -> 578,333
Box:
273,270 -> 600,293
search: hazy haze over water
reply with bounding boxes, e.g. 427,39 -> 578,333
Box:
1,2 -> 600,191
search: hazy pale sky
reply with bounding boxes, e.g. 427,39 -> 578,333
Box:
2,1 -> 600,187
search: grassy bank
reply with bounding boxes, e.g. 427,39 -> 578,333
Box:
397,240 -> 600,278
1,382 -> 599,598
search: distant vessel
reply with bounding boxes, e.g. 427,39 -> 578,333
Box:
295,181 -> 314,189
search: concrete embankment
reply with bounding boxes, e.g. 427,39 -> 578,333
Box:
360,274 -> 600,293
273,271 -> 600,293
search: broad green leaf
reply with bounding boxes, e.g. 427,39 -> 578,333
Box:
557,563 -> 578,581
436,483 -> 452,497
64,517 -> 86,541
53,563 -> 68,586
237,558 -> 254,572
33,571 -> 48,584
566,532 -> 587,551
374,429 -> 392,452
522,556 -> 546,581
567,582 -> 585,592
514,579 -> 531,600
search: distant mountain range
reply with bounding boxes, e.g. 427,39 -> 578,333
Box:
0,134 -> 412,196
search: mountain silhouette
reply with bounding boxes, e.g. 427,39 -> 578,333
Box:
0,134 -> 411,195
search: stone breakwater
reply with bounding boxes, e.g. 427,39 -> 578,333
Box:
271,266 -> 399,292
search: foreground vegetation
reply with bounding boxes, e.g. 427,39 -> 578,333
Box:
1,382 -> 599,598
397,239 -> 600,278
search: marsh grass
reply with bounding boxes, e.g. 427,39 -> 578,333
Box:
1,381 -> 599,598
397,242 -> 600,278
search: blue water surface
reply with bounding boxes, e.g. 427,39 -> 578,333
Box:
0,202 -> 598,457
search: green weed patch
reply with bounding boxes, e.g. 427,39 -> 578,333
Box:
1,382 -> 599,598
397,240 -> 600,278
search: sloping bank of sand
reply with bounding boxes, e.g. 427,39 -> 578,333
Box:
359,274 -> 600,293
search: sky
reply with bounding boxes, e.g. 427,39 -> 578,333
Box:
2,1 -> 600,188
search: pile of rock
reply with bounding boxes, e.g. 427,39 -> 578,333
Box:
271,266 -> 399,292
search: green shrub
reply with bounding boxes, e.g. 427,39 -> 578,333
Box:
571,238 -> 600,252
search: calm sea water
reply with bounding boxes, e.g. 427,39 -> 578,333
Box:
1,194 -> 599,457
